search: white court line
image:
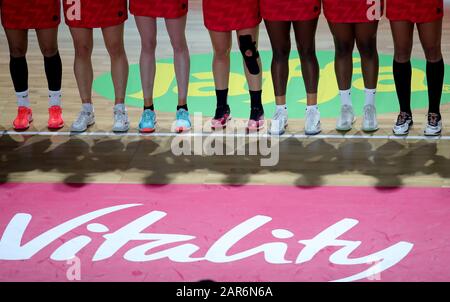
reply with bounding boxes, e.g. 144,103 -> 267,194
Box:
0,130 -> 449,141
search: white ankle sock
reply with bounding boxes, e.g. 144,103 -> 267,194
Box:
49,90 -> 62,108
276,104 -> 287,111
306,105 -> 318,111
82,103 -> 94,113
364,88 -> 377,106
339,89 -> 352,107
16,90 -> 30,108
114,103 -> 126,111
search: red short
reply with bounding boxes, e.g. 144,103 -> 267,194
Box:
387,0 -> 443,23
203,0 -> 261,32
130,0 -> 188,19
260,0 -> 321,22
63,0 -> 128,28
323,0 -> 384,23
1,0 -> 60,30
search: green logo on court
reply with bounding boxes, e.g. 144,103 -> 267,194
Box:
93,50 -> 450,118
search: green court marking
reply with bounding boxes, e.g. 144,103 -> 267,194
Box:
93,50 -> 450,118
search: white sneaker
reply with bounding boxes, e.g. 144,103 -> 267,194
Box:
362,104 -> 379,132
269,106 -> 288,135
112,104 -> 130,132
336,104 -> 356,131
71,110 -> 95,132
305,106 -> 321,135
424,113 -> 442,136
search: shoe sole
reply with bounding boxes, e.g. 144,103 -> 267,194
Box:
336,118 -> 356,131
211,116 -> 232,130
305,129 -> 322,136
362,126 -> 379,133
48,123 -> 65,130
424,131 -> 442,137
175,127 -> 191,133
13,117 -> 33,131
71,121 -> 95,133
139,128 -> 156,133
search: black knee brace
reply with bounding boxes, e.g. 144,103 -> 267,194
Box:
239,35 -> 260,75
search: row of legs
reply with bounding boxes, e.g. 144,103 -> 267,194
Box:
3,17 -> 444,135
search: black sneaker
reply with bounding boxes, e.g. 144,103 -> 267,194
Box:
393,112 -> 413,136
211,105 -> 231,130
424,113 -> 442,136
247,106 -> 265,132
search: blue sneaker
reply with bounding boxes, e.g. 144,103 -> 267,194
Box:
139,109 -> 157,133
174,108 -> 191,133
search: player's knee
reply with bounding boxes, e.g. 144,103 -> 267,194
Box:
141,39 -> 157,55
9,46 -> 27,58
394,50 -> 411,63
239,34 -> 260,75
214,47 -> 231,61
272,46 -> 290,63
41,46 -> 59,58
74,43 -> 93,58
356,38 -> 377,59
423,45 -> 442,62
107,42 -> 126,59
334,40 -> 354,59
171,40 -> 188,54
297,45 -> 316,61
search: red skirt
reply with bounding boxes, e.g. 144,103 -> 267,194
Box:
323,0 -> 384,23
260,0 -> 321,22
63,0 -> 128,28
1,0 -> 60,29
130,0 -> 188,19
387,0 -> 443,23
203,0 -> 261,32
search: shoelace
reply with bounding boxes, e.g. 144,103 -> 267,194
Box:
114,110 -> 126,123
177,110 -> 189,121
306,108 -> 316,124
75,111 -> 90,124
272,108 -> 284,122
396,112 -> 410,126
364,105 -> 374,122
428,113 -> 440,127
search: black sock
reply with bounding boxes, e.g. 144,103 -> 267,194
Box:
177,104 -> 188,111
427,59 -> 444,115
393,60 -> 412,115
44,51 -> 62,91
144,105 -> 154,111
250,90 -> 263,110
216,89 -> 229,108
10,56 -> 28,92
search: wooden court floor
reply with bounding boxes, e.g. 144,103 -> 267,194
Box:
0,1 -> 449,188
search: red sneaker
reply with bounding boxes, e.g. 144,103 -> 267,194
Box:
13,106 -> 33,130
48,105 -> 64,130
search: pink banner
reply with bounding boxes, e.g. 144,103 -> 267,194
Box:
0,183 -> 449,282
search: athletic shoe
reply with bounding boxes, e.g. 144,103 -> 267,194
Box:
71,110 -> 95,132
112,105 -> 130,132
13,106 -> 33,131
48,105 -> 64,130
247,106 -> 265,132
174,108 -> 191,133
336,104 -> 356,131
424,113 -> 442,136
305,106 -> 321,135
362,104 -> 379,132
211,105 -> 231,130
392,112 -> 413,136
269,106 -> 288,135
138,109 -> 156,133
